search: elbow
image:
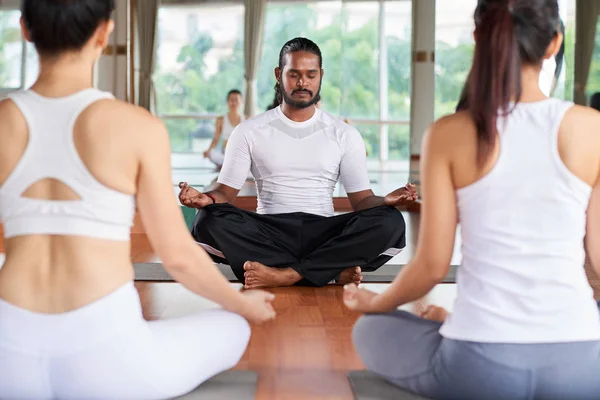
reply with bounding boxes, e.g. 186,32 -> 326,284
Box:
413,250 -> 451,283
161,246 -> 194,274
162,257 -> 189,275
423,260 -> 450,284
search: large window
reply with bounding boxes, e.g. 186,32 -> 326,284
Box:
435,0 -> 576,118
549,0 -> 576,101
434,0 -> 477,119
257,1 -> 411,161
154,4 -> 245,152
586,17 -> 600,101
156,1 -> 412,163
0,10 -> 23,89
258,2 -> 382,119
0,10 -> 38,93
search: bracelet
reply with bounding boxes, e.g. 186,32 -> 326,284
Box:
204,192 -> 216,204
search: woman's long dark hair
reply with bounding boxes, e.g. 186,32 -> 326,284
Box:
457,0 -> 561,165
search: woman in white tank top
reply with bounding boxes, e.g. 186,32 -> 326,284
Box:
345,1 -> 600,398
0,2 -> 274,399
204,90 -> 245,169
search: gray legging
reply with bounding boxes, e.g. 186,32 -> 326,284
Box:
353,301 -> 600,400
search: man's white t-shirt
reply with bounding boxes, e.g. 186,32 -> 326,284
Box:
217,106 -> 370,217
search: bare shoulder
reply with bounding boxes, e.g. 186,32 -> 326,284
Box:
0,97 -> 14,112
424,111 -> 475,150
0,97 -> 23,121
78,99 -> 167,141
561,105 -> 600,146
0,98 -> 27,135
563,104 -> 600,128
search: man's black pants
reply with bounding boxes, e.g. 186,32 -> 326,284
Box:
191,204 -> 406,287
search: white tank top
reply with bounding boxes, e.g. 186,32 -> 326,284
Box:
221,114 -> 243,141
0,89 -> 135,241
440,98 -> 600,343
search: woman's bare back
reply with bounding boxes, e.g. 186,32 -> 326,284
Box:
0,88 -> 159,313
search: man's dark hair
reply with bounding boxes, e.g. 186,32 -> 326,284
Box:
22,0 -> 115,57
266,94 -> 280,111
274,37 -> 322,105
227,89 -> 242,100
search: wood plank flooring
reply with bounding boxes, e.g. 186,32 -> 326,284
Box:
129,211 -> 449,399
133,281 -> 458,400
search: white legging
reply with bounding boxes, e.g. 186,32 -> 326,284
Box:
0,282 -> 251,400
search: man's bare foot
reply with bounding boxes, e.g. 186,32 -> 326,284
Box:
243,261 -> 302,289
335,267 -> 363,286
420,305 -> 449,323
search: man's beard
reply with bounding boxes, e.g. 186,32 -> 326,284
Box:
281,80 -> 322,109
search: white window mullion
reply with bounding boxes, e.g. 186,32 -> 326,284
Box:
20,37 -> 27,89
378,0 -> 389,164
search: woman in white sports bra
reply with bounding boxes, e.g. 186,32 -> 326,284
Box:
345,0 -> 600,399
203,89 -> 244,169
0,1 -> 275,399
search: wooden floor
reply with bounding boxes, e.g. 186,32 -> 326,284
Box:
129,211 -> 448,400
133,281 -> 458,400
137,283 -> 364,400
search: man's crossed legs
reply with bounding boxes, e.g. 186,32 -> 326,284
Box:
191,204 -> 406,288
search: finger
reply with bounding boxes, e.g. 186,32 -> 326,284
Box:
261,293 -> 275,303
344,298 -> 358,310
343,288 -> 355,301
344,292 -> 356,303
183,185 -> 194,196
344,283 -> 358,293
191,197 -> 206,207
179,187 -> 190,199
183,193 -> 195,203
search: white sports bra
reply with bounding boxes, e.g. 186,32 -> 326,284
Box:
0,89 -> 135,241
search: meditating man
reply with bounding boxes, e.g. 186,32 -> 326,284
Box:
179,37 -> 417,289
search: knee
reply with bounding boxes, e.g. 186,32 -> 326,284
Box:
191,208 -> 217,238
194,207 -> 214,226
352,315 -> 371,349
353,315 -> 386,371
221,312 -> 251,367
374,208 -> 405,239
386,207 -> 405,227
